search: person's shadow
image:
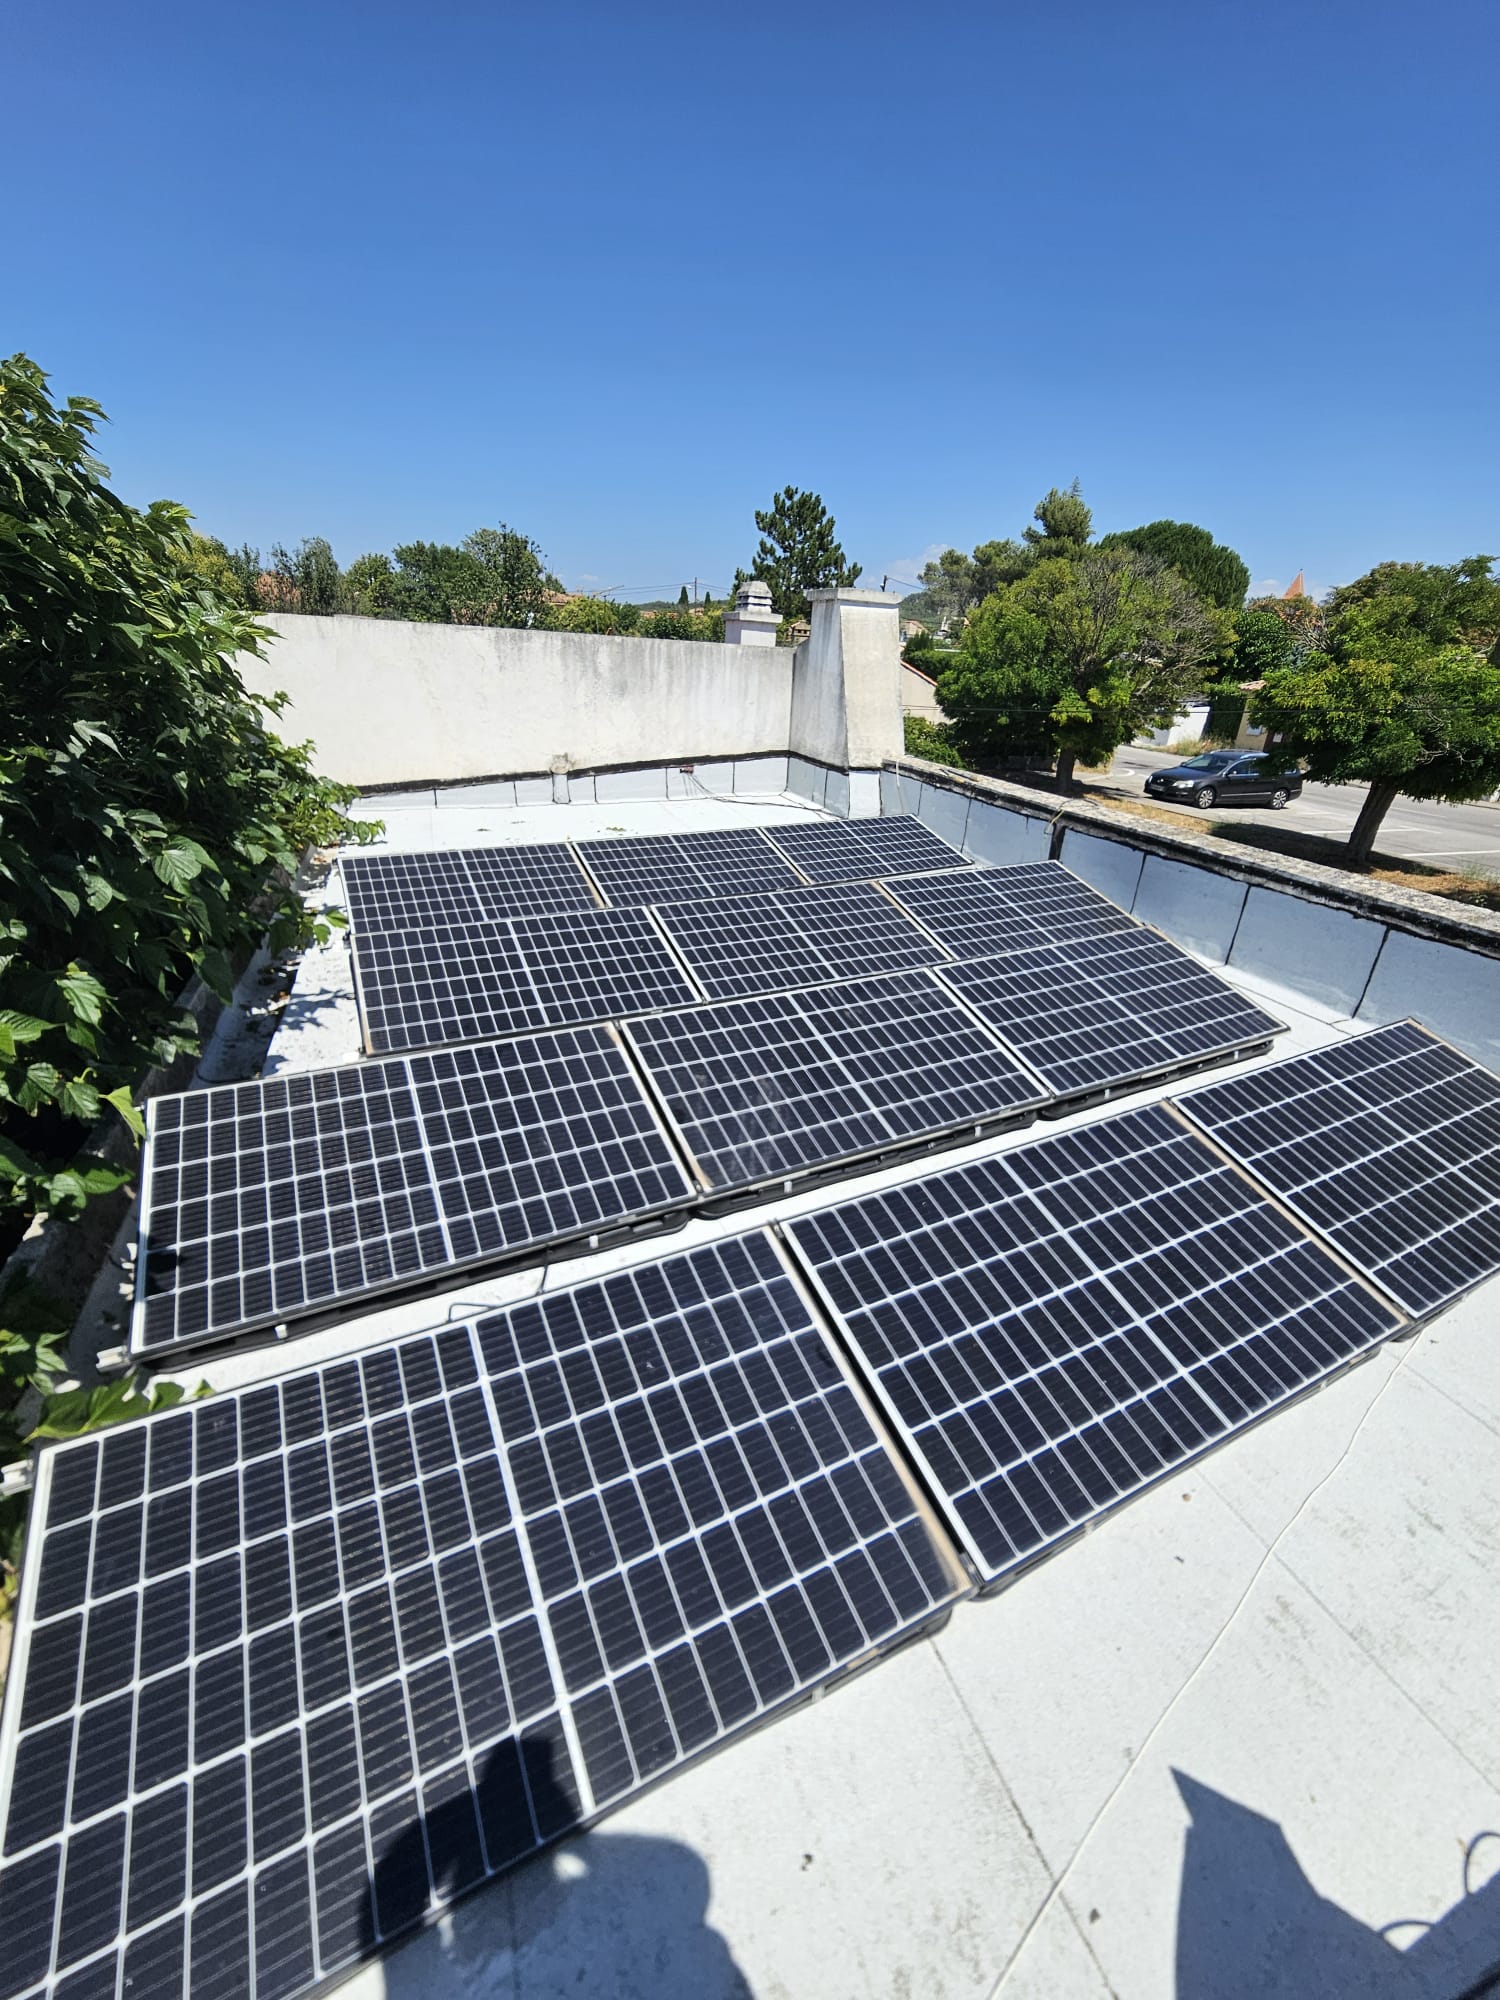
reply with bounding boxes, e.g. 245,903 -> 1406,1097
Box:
365,1732 -> 752,1999
1174,1770 -> 1500,1999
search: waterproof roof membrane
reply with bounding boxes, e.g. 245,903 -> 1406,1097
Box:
1174,1020 -> 1500,1317
624,971 -> 1048,1193
759,815 -> 971,884
884,861 -> 1138,960
650,881 -> 947,1001
572,827 -> 803,907
935,929 -> 1283,1100
353,909 -> 700,1054
133,1032 -> 695,1355
1,1237 -> 958,2000
785,1103 -> 1402,1584
341,845 -> 597,931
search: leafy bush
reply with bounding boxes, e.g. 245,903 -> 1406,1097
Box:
0,353 -> 374,1225
903,715 -> 964,766
637,607 -> 725,642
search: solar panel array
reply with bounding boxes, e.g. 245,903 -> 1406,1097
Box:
624,972 -> 1048,1193
786,1103 -> 1403,1583
1174,1021 -> 1500,1317
354,908 -> 701,1054
760,816 -> 972,885
885,861 -> 1138,961
936,930 -> 1281,1100
341,845 -> 597,931
134,1032 -> 695,1355
651,882 -> 946,1001
573,827 -> 803,907
3,1237 -> 958,2000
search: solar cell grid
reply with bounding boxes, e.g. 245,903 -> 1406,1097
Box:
134,1030 -> 695,1355
341,844 -> 596,933
353,908 -> 699,1054
625,971 -> 1047,1191
4,1237 -> 958,2000
573,828 -> 802,906
884,861 -> 1137,960
786,1103 -> 1401,1583
651,882 -> 945,1001
1174,1021 -> 1500,1317
935,929 -> 1282,1099
760,816 -> 971,884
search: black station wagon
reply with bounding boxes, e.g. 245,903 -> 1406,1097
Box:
1145,750 -> 1304,810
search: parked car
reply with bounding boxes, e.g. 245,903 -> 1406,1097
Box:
1144,750 -> 1304,810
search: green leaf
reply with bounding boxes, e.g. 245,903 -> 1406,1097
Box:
0,1010 -> 48,1046
103,1083 -> 145,1138
60,1077 -> 100,1123
0,1132 -> 41,1183
27,1374 -> 197,1441
56,968 -> 107,1026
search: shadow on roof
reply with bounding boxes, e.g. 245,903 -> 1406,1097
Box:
1173,1770 -> 1500,1999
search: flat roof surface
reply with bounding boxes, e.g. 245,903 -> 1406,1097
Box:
202,791 -> 1500,1999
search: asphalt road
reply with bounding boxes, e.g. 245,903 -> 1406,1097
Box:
1106,747 -> 1500,878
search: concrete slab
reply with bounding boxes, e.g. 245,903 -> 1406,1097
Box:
882,766 -> 926,817
824,766 -> 851,818
1268,1362 -> 1500,1791
937,1468 -> 1265,1871
513,776 -> 553,806
1046,1561 -> 1500,2000
434,780 -> 518,807
1057,828 -> 1145,913
1406,1275 -> 1500,1443
731,755 -> 788,794
1356,927 -> 1500,1072
961,797 -> 1050,868
356,787 -> 436,812
916,779 -> 970,851
846,768 -> 882,818
1132,853 -> 1248,962
993,1894 -> 1116,2000
1229,884 -> 1385,1015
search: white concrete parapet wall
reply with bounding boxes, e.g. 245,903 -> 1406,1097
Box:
239,616 -> 795,791
238,596 -> 905,801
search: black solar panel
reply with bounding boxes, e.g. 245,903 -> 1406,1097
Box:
625,972 -> 1048,1192
884,861 -> 1137,960
573,827 -> 803,906
786,1103 -> 1401,1584
935,930 -> 1282,1100
761,816 -> 971,884
133,1030 -> 695,1354
4,1236 -> 959,2000
1173,1021 -> 1500,1318
353,909 -> 700,1054
650,883 -> 944,1001
342,845 -> 597,932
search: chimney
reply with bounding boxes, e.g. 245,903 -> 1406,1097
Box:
724,578 -> 782,647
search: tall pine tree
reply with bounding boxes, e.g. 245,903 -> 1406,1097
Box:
749,486 -> 861,620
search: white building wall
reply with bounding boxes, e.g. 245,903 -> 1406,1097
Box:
239,616 -> 796,789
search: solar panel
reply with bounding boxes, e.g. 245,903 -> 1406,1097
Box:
352,908 -> 701,1054
573,827 -> 803,907
1172,1021 -> 1500,1318
934,929 -> 1282,1102
884,861 -> 1138,961
760,815 -> 972,884
341,845 -> 597,933
650,882 -> 944,1001
3,1236 -> 960,2000
785,1103 -> 1401,1584
624,972 -> 1048,1194
132,1030 -> 696,1354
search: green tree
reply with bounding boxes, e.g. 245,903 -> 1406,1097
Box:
939,550 -> 1227,787
545,594 -> 624,634
971,537 -> 1033,600
175,532 -> 250,606
0,353 -> 369,1224
917,548 -> 980,626
903,714 -> 963,766
678,584 -> 690,608
1098,520 -> 1250,610
457,524 -> 550,627
749,486 -> 861,619
266,536 -> 344,615
1022,481 -> 1093,560
1253,556 -> 1500,864
344,551 -> 401,616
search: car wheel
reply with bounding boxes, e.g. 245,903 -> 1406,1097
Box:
1270,788 -> 1289,810
1194,787 -> 1217,808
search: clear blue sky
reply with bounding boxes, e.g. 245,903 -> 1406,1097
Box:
12,0 -> 1496,601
